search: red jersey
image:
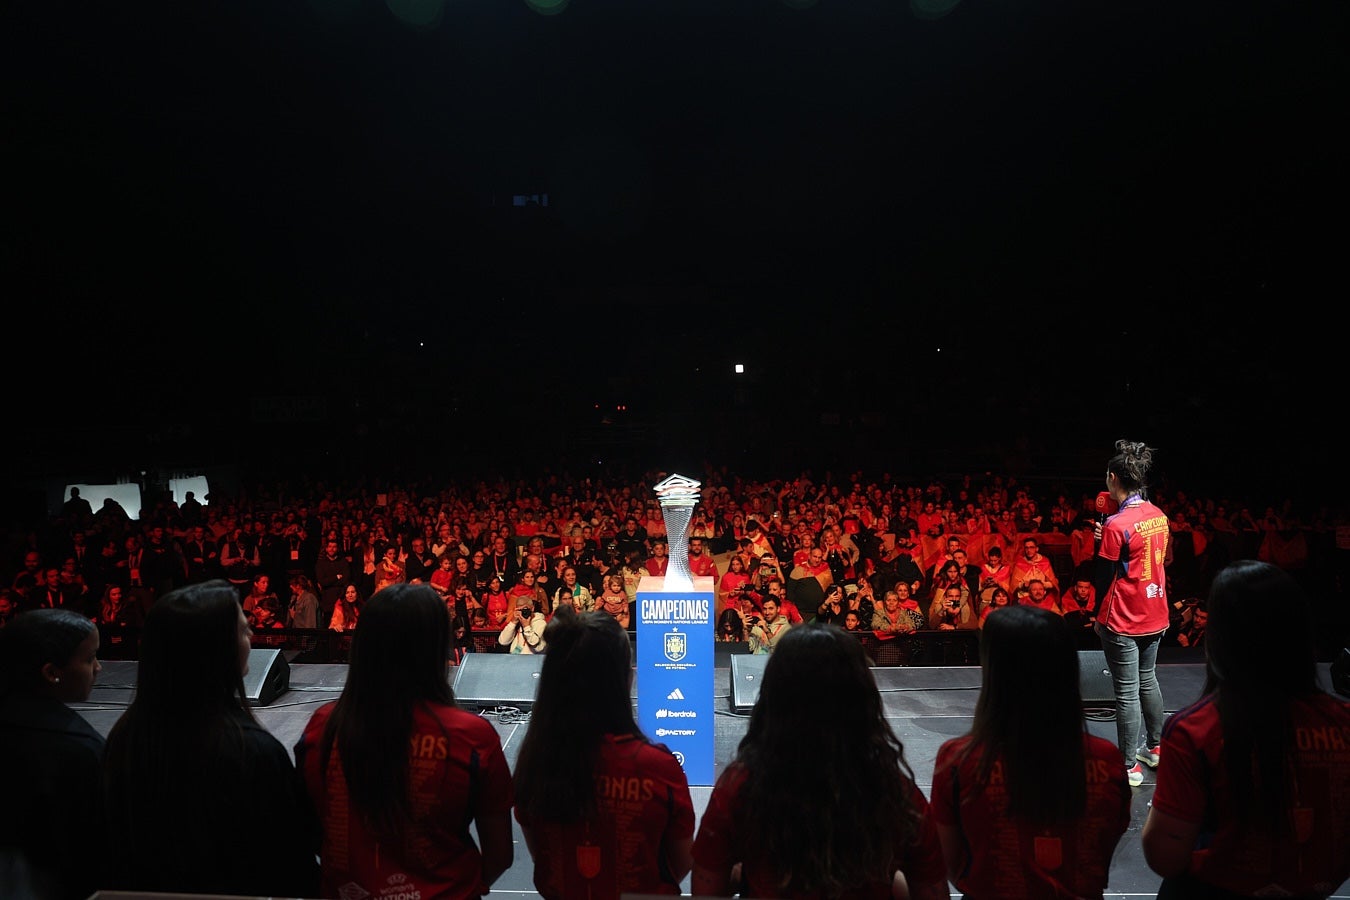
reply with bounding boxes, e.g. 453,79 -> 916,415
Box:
429,568 -> 454,595
1150,692 -> 1350,896
484,591 -> 511,628
719,571 -> 750,596
688,552 -> 719,580
718,572 -> 750,614
295,700 -> 514,900
1096,499 -> 1171,635
916,511 -> 944,536
515,734 -> 695,900
930,733 -> 1130,899
692,762 -> 946,898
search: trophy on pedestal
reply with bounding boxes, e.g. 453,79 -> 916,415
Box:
653,474 -> 701,592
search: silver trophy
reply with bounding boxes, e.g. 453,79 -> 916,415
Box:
653,473 -> 701,592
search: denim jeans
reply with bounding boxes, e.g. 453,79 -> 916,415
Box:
1095,623 -> 1165,767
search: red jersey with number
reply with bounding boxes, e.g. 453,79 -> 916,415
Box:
1150,691 -> 1350,897
295,700 -> 514,900
692,762 -> 947,898
515,734 -> 694,899
1096,500 -> 1171,635
929,733 -> 1130,899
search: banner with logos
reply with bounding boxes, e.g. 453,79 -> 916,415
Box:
635,575 -> 716,786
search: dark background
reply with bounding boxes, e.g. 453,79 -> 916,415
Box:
4,0 -> 1345,506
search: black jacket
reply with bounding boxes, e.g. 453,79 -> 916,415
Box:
0,690 -> 106,900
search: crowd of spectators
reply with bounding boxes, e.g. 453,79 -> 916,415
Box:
3,467 -> 1348,900
3,467 -> 1346,660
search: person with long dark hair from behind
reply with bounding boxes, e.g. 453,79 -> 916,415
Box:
294,583 -> 514,899
513,606 -> 695,898
929,605 -> 1130,898
100,580 -> 319,896
1142,560 -> 1350,898
692,622 -> 947,899
0,609 -> 104,900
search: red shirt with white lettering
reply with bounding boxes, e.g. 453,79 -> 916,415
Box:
1096,499 -> 1171,635
929,733 -> 1130,899
515,733 -> 694,899
1150,691 -> 1350,896
295,700 -> 514,900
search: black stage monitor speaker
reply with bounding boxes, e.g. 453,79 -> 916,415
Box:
244,647 -> 290,707
729,653 -> 768,715
1078,649 -> 1115,708
452,653 -> 545,711
715,640 -> 750,667
1332,647 -> 1350,698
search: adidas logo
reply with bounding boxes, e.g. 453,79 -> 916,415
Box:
667,688 -> 685,701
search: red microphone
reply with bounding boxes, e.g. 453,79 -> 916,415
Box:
1093,492 -> 1118,557
1095,492 -> 1119,526
1096,493 -> 1117,534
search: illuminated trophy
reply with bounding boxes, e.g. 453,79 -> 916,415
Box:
653,473 -> 701,592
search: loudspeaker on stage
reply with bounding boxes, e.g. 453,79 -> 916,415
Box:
1078,649 -> 1115,708
452,653 -> 545,711
729,653 -> 767,715
243,648 -> 290,706
1332,647 -> 1350,697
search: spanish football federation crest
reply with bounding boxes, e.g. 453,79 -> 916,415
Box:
664,630 -> 687,661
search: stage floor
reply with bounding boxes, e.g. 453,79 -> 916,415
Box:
76,659 -> 1347,900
